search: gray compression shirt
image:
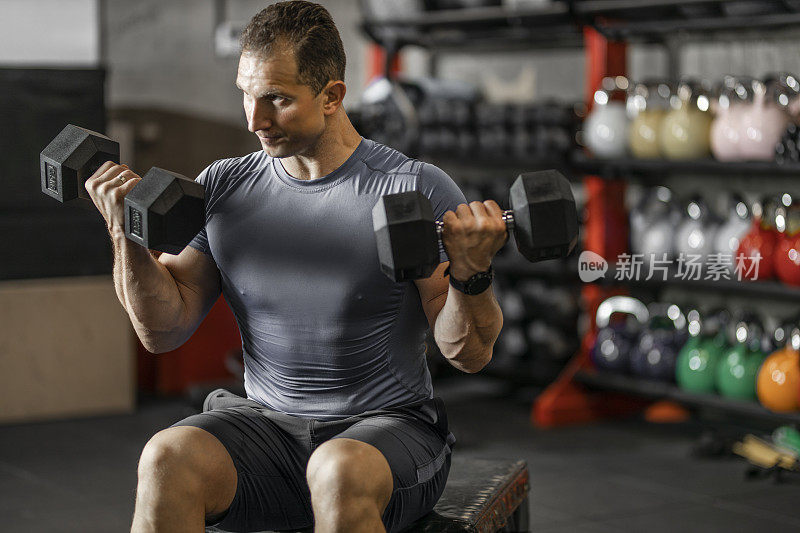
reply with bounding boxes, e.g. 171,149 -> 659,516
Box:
189,138 -> 466,419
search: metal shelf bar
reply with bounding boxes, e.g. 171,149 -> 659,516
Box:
575,369 -> 800,425
361,0 -> 800,50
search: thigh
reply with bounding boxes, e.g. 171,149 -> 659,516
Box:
171,394 -> 314,532
330,405 -> 455,532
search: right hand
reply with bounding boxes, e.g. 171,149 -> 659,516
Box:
84,161 -> 143,235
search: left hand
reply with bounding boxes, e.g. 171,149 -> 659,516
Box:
441,200 -> 508,281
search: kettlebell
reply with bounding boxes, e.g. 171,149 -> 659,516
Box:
712,193 -> 752,272
757,324 -> 800,412
774,195 -> 800,286
660,80 -> 713,160
710,75 -> 754,161
591,295 -> 649,374
775,123 -> 800,164
632,186 -> 682,263
630,303 -> 688,381
715,313 -> 767,401
674,195 -> 719,263
628,81 -> 672,159
738,74 -> 800,161
584,76 -> 630,158
737,196 -> 779,280
676,308 -> 730,393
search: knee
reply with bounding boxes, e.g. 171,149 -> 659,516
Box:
306,438 -> 393,507
137,426 -> 231,493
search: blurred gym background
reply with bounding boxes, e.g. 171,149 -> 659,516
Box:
5,1 -> 800,532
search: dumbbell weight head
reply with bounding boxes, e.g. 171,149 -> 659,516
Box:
509,170 -> 578,262
125,167 -> 205,255
40,124 -> 120,204
372,191 -> 440,281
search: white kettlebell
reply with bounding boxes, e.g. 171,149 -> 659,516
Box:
674,196 -> 718,262
584,76 -> 630,158
713,193 -> 752,271
635,187 -> 682,264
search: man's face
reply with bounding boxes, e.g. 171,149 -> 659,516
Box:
236,48 -> 326,157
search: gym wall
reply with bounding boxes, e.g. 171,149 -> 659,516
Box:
1,0 -> 108,281
0,0 -> 134,423
0,0 -> 100,66
104,0 -> 368,125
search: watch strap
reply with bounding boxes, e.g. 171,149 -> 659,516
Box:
444,265 -> 494,295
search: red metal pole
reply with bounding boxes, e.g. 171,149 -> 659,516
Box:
532,26 -> 645,427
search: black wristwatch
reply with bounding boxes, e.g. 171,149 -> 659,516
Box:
445,266 -> 494,295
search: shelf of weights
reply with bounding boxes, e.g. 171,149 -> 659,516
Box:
570,152 -> 800,183
572,368 -> 800,426
360,0 -> 800,426
360,0 -> 800,53
493,256 -> 800,423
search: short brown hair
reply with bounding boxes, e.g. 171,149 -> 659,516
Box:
240,1 -> 346,95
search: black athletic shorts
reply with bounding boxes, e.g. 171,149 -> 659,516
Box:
171,389 -> 457,533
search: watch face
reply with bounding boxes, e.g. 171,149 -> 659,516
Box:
448,267 -> 493,295
466,274 -> 493,295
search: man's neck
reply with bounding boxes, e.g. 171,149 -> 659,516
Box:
280,114 -> 362,181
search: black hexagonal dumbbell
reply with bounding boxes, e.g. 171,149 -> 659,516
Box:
372,169 -> 578,282
40,124 -> 204,254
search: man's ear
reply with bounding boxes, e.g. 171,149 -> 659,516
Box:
322,80 -> 347,115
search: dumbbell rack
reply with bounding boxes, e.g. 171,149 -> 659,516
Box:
362,0 -> 800,428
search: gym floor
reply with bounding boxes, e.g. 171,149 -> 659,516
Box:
2,376 -> 800,533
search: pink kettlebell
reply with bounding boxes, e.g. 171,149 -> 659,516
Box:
739,74 -> 800,161
710,76 -> 752,161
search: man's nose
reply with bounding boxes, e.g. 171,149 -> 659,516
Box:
247,100 -> 273,133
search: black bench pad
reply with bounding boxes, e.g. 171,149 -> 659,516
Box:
403,457 -> 530,532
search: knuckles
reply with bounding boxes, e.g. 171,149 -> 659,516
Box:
443,203 -> 505,239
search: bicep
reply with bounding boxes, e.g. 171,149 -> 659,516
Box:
158,246 -> 222,329
414,262 -> 450,330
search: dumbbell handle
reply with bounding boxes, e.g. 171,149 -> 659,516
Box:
434,210 -> 515,239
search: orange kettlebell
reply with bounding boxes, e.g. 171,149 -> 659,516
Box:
757,326 -> 800,412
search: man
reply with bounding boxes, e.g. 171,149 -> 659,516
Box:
85,2 -> 505,532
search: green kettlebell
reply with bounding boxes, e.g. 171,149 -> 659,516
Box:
715,316 -> 766,401
676,309 -> 728,393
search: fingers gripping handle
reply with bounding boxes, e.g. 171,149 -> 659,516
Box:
434,210 -> 516,241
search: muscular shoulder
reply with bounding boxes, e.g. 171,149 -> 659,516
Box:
361,139 -> 466,216
361,139 -> 420,177
362,140 -> 459,191
195,150 -> 269,195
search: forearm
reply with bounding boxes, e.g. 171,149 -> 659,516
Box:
110,230 -> 187,352
433,284 -> 503,373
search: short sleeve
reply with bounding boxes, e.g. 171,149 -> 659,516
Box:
188,162 -> 221,257
418,162 -> 467,263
